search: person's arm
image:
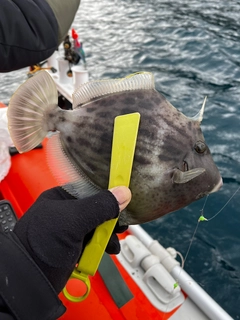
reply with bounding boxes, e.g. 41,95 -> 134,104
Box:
0,186 -> 131,320
0,0 -> 80,72
0,231 -> 66,320
0,296 -> 17,320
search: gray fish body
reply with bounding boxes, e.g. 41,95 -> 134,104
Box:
46,89 -> 221,225
8,71 -> 222,225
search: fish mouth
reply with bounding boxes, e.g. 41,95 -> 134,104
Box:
209,178 -> 223,194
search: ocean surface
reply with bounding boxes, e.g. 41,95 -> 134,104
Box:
1,0 -> 240,318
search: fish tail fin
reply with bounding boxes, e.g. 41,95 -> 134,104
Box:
7,71 -> 58,153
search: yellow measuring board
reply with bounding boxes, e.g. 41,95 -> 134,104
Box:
63,112 -> 140,302
78,112 -> 140,274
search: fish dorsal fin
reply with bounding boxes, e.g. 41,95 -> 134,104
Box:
47,133 -> 100,198
72,72 -> 155,109
190,96 -> 207,123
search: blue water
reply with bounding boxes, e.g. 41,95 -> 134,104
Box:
1,0 -> 240,318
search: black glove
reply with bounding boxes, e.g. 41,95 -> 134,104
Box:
13,186 -> 131,294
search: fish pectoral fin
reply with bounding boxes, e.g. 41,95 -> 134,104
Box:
172,168 -> 205,184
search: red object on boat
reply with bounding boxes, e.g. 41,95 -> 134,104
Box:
0,102 -> 7,108
72,28 -> 78,40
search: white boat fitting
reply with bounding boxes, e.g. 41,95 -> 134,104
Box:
127,225 -> 233,320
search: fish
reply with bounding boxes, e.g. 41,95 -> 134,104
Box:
7,71 -> 222,225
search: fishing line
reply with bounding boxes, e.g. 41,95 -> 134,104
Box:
161,197 -> 210,318
162,187 -> 238,318
182,222 -> 199,269
173,186 -> 238,278
165,195 -> 210,296
183,185 -> 240,268
182,194 -> 209,268
162,185 -> 238,317
161,187 -> 239,317
206,185 -> 240,221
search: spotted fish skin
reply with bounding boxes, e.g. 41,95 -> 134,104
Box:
46,90 -> 221,225
7,71 -> 222,225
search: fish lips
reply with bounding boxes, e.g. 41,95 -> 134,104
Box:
209,177 -> 223,194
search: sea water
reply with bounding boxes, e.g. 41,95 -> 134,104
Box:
0,0 -> 239,318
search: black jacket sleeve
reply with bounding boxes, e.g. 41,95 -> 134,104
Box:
0,297 -> 17,320
0,231 -> 66,320
0,0 -> 58,72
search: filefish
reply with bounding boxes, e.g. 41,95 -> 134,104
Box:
7,71 -> 222,225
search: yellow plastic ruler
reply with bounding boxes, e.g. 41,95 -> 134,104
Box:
63,112 -> 140,302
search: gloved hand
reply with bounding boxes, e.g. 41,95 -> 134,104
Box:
13,186 -> 131,294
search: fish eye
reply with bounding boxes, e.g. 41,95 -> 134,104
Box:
194,141 -> 207,154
